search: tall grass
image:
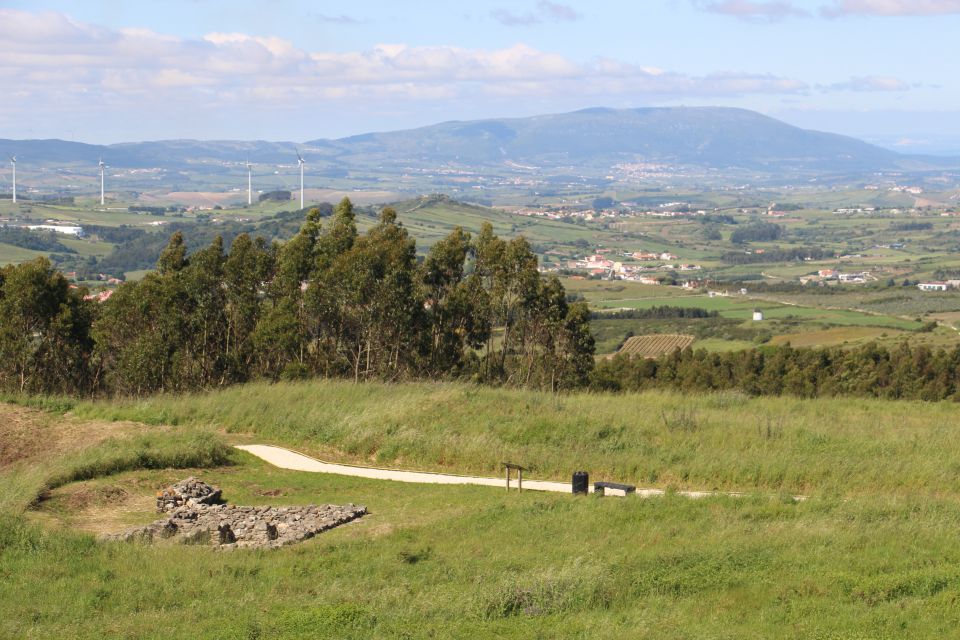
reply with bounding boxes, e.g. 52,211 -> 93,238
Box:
66,379 -> 960,497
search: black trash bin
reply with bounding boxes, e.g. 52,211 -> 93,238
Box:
572,471 -> 589,495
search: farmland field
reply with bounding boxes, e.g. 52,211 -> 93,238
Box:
768,326 -> 901,347
617,334 -> 695,357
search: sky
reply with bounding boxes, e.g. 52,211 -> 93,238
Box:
1,0 -> 959,150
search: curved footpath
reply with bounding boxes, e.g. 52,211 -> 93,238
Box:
236,445 -> 793,500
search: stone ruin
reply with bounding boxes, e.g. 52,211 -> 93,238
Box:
103,477 -> 366,550
156,476 -> 222,512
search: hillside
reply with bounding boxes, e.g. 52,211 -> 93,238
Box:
3,107 -> 956,182
318,106 -> 924,173
383,194 -> 617,249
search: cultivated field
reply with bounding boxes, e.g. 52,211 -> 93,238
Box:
617,333 -> 695,357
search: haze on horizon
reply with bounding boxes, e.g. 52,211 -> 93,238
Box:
1,0 -> 958,154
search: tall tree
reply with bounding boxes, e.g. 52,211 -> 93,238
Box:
0,258 -> 93,394
421,227 -> 490,375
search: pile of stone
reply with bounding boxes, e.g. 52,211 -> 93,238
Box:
105,478 -> 366,550
156,476 -> 222,512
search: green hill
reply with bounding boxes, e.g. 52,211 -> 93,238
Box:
381,194 -> 616,250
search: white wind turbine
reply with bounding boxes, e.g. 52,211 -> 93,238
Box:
246,160 -> 253,206
296,150 -> 305,210
98,158 -> 106,206
9,156 -> 15,203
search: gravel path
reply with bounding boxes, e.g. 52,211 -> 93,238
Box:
235,444 -> 751,499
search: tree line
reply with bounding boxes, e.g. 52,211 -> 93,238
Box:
0,198 -> 594,396
592,341 -> 960,401
0,227 -> 77,254
721,247 -> 831,265
590,306 -> 719,320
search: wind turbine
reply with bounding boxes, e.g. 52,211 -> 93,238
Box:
246,160 -> 253,206
9,156 -> 15,203
296,150 -> 305,210
98,158 -> 106,206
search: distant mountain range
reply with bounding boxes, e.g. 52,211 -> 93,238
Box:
2,107 -> 958,183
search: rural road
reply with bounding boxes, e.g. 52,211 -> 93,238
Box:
236,444 -> 758,499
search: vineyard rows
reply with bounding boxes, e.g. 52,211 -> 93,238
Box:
618,334 -> 695,358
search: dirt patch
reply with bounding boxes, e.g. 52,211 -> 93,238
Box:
0,404 -> 50,467
32,477 -> 157,536
62,484 -> 129,511
0,402 -> 150,469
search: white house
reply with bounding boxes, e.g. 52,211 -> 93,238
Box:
752,309 -> 764,321
26,224 -> 84,236
918,282 -> 949,292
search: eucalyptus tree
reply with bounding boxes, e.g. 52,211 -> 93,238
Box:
420,226 -> 490,375
0,258 -> 93,394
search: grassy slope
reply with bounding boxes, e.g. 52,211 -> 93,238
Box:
387,196 -> 618,249
5,386 -> 960,637
0,242 -> 46,264
68,380 -> 960,497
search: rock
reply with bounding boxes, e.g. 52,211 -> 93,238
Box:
155,477 -> 222,513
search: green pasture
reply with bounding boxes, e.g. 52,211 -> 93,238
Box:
591,293 -> 922,330
0,242 -> 46,264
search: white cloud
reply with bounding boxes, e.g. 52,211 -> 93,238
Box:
825,76 -> 911,91
491,1 -> 583,26
694,0 -> 960,19
820,0 -> 960,16
0,7 -> 812,113
693,0 -> 809,22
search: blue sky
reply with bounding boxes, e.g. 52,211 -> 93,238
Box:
1,0 -> 958,149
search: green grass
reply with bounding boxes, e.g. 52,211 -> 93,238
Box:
4,434 -> 960,637
52,379 -> 960,498
590,293 -> 923,331
0,242 -> 46,264
9,380 -> 960,636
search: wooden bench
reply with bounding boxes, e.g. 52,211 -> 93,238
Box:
593,481 -> 636,496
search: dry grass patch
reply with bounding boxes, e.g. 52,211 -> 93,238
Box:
0,404 -> 139,469
769,326 -> 898,348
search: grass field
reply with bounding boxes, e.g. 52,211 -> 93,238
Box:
0,242 -> 46,264
7,381 -> 960,637
769,326 -> 901,348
